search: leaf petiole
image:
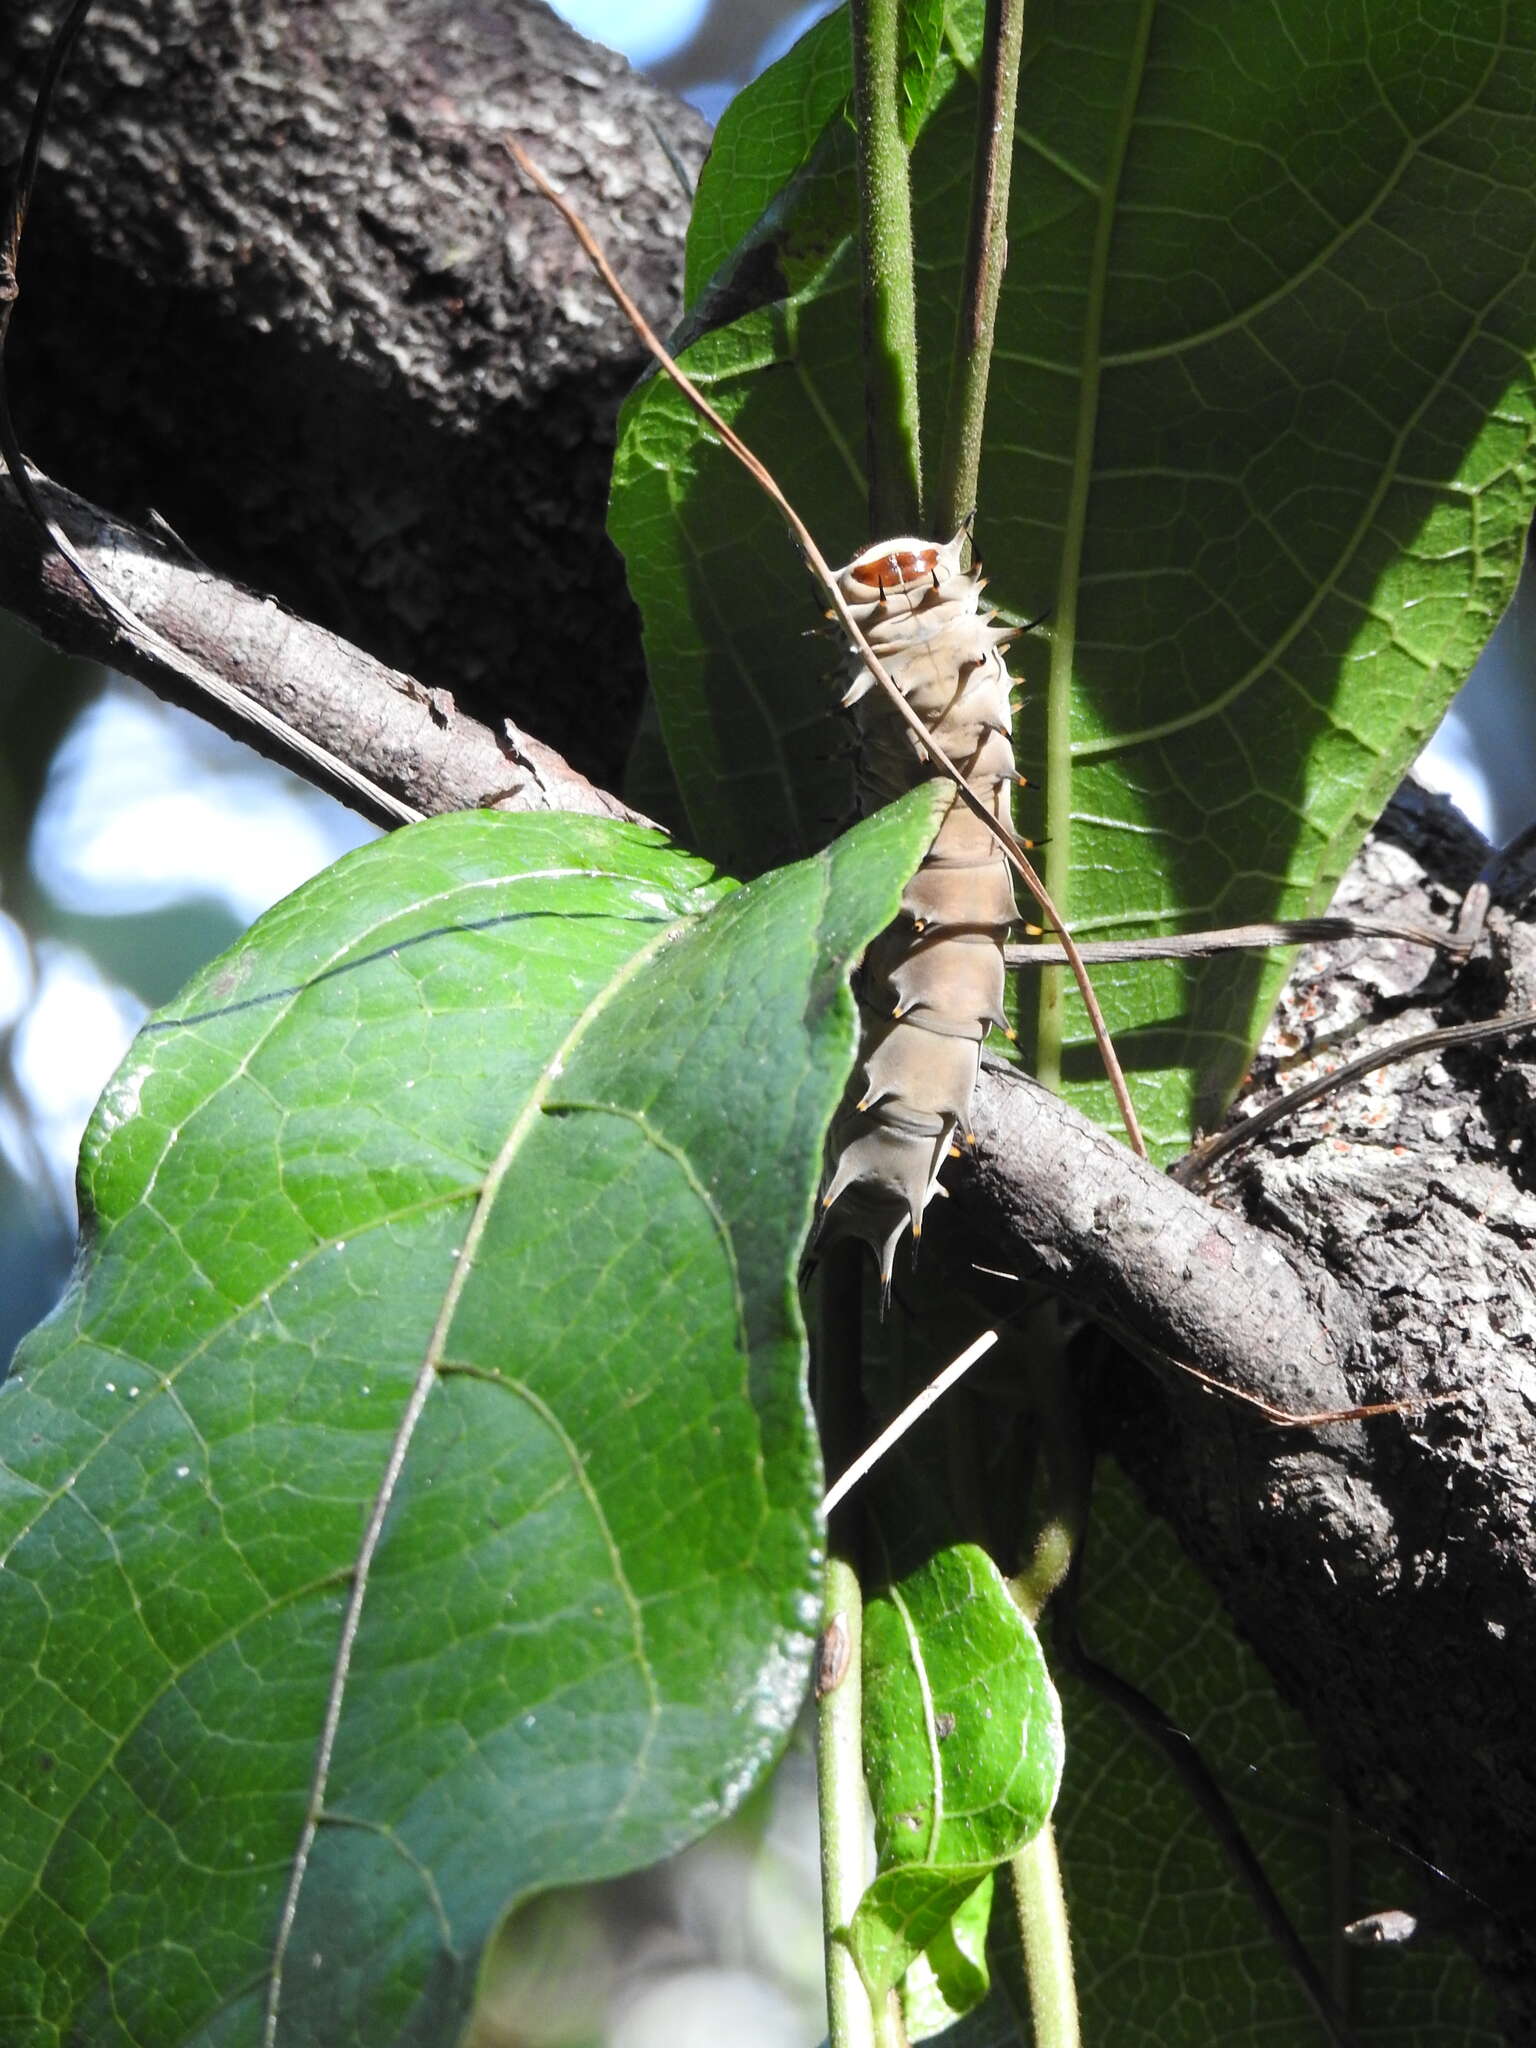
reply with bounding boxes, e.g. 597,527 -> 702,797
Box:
820,1555 -> 878,2048
849,0 -> 925,533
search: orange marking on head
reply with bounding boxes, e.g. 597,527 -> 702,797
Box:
848,542 -> 942,593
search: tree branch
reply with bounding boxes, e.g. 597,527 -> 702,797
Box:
958,1061 -> 1370,1419
0,0 -> 709,786
5,4 -> 1533,2021
952,783 -> 1536,2029
0,465 -> 650,830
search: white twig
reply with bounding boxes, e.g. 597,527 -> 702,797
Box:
821,1329 -> 999,1515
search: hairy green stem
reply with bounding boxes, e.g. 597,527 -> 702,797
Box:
934,0 -> 1027,538
1010,1334 -> 1091,1628
850,0 -> 924,534
819,1555 -> 876,2048
871,1984 -> 911,2048
1002,1337 -> 1085,2047
1008,1828 -> 1081,2048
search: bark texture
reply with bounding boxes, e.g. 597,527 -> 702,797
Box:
0,0 -> 708,785
957,783 -> 1536,2030
0,466 -> 651,827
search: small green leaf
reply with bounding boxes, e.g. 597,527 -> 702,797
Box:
846,1543 -> 1063,1998
0,798 -> 936,2048
683,7 -> 854,306
900,1871 -> 995,2039
940,1462 -> 1502,2047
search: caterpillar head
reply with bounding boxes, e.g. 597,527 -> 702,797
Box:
838,530 -> 971,603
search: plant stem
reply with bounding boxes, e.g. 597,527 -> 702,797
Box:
1008,1827 -> 1081,2048
1002,1336 -> 1083,2048
850,0 -> 924,534
819,1555 -> 875,2048
510,143 -> 1147,1158
934,0 -> 1027,538
871,1984 -> 911,2048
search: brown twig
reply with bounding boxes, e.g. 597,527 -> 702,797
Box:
933,0 -> 1027,537
1150,1348 -> 1469,1431
0,0 -> 94,305
1004,911 -> 1467,970
1173,1005 -> 1536,1187
0,470 -> 648,829
508,141 -> 1147,1160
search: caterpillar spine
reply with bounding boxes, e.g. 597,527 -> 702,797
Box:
819,530 -> 1020,1287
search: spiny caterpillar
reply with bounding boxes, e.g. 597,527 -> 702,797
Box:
819,530 -> 1021,1285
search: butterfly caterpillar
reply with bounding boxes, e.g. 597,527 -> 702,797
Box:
819,530 -> 1020,1285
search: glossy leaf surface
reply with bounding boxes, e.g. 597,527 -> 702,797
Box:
0,799 -> 935,2047
846,1542 -> 1061,1998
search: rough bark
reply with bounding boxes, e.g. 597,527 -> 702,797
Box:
955,783 -> 1536,2031
0,0 -> 709,786
0,465 -> 652,827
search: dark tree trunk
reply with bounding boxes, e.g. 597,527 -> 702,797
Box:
0,0 -> 708,786
957,785 -> 1536,2031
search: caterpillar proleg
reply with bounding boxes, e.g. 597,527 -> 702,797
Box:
818,531 -> 1020,1286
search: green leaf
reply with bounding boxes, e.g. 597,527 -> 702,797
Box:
683,7 -> 854,306
899,1871 -> 994,2039
611,0 -> 1536,1153
896,0 -> 954,145
845,1543 -> 1062,1998
613,6 -> 972,884
0,797 -> 936,2048
942,1462 -> 1502,2048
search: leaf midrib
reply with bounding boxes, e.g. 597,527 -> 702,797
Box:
261,904 -> 694,2039
1034,0 -> 1159,1092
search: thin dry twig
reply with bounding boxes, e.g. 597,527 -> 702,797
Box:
0,0 -> 94,299
821,1327 -> 998,1514
1173,1004 -> 1536,1186
1004,911 -> 1466,970
1150,1347 -> 1469,1431
509,141 -> 1147,1159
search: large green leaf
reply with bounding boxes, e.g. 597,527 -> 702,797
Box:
611,0 -> 1536,1154
0,798 -> 936,2048
847,1542 -> 1062,2002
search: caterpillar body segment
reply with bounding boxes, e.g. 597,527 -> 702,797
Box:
819,532 -> 1021,1286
